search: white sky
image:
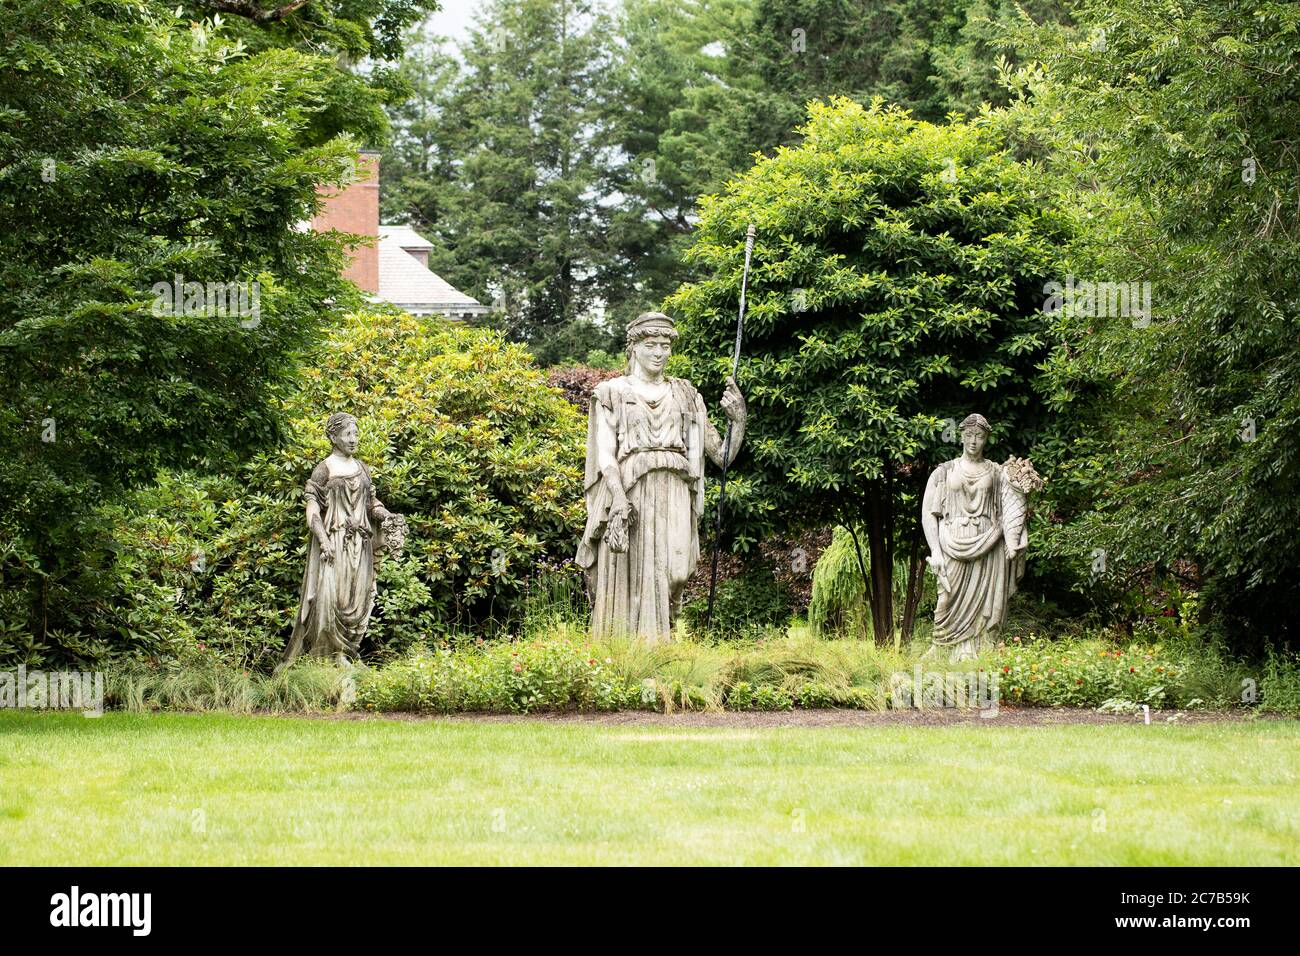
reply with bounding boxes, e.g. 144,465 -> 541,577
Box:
426,0 -> 485,44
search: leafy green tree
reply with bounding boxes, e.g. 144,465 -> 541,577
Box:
603,0 -> 1072,330
0,1 -> 370,661
187,0 -> 439,143
668,98 -> 1073,642
1003,0 -> 1300,651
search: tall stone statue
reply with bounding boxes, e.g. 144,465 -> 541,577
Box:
921,414 -> 1043,661
576,312 -> 747,642
282,412 -> 406,666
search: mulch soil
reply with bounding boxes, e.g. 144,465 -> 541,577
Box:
299,707 -> 1286,728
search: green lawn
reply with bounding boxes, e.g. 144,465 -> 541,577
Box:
2,712 -> 1298,865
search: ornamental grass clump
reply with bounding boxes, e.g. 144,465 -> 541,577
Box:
109,659 -> 351,714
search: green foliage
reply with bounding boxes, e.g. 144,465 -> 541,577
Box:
681,564 -> 794,639
992,634 -> 1192,708
725,681 -> 793,710
356,638 -> 638,714
809,526 -> 936,639
87,628 -> 1298,716
383,0 -> 1074,352
1260,648 -> 1300,717
337,629 -> 1286,715
668,98 -> 1074,638
357,633 -> 899,714
608,0 -> 1075,324
1003,0 -> 1300,650
182,0 -> 439,144
0,0 -> 381,661
91,309 -> 587,671
670,98 -> 1073,540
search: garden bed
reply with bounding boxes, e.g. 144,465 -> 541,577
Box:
104,630 -> 1300,718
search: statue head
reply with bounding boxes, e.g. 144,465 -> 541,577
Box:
325,412 -> 359,456
959,413 -> 991,458
625,311 -> 677,376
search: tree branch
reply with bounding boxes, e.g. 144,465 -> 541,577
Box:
202,0 -> 312,23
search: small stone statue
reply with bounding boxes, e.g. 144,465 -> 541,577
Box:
921,414 -> 1043,661
281,412 -> 404,666
576,311 -> 747,642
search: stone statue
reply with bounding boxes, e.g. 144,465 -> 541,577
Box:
576,311 -> 746,642
921,414 -> 1043,661
281,412 -> 406,666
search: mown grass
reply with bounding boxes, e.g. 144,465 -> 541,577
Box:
2,711 -> 1297,865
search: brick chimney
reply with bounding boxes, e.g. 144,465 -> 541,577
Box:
311,150 -> 380,293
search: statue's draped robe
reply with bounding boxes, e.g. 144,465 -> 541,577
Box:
282,461 -> 386,662
923,458 -> 1026,658
576,377 -> 708,642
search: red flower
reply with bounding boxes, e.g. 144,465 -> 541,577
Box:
1129,667 -> 1135,673
1077,679 -> 1084,684
1003,666 -> 1010,673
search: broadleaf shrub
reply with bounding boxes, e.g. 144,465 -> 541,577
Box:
681,564 -> 794,639
97,308 -> 586,669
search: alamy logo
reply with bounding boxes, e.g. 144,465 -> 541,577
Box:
1042,274 -> 1152,325
151,273 -> 261,328
0,666 -> 103,716
890,665 -> 999,715
49,886 -> 151,936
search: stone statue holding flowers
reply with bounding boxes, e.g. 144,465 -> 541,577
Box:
281,412 -> 406,666
921,413 -> 1043,661
576,311 -> 747,642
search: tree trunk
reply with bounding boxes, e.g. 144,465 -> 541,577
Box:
865,479 -> 893,645
900,512 -> 924,642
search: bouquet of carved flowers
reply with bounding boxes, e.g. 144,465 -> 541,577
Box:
380,513 -> 408,558
1000,456 -> 1044,557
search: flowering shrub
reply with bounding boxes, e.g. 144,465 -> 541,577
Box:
990,634 -> 1185,707
355,638 -> 640,714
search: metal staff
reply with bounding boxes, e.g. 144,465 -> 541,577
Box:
706,223 -> 756,627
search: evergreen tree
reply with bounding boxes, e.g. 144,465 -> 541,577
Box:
381,0 -> 621,365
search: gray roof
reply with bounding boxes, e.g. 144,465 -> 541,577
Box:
377,224 -> 487,315
379,224 -> 434,250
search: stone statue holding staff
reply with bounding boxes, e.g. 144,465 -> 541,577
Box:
576,312 -> 747,642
